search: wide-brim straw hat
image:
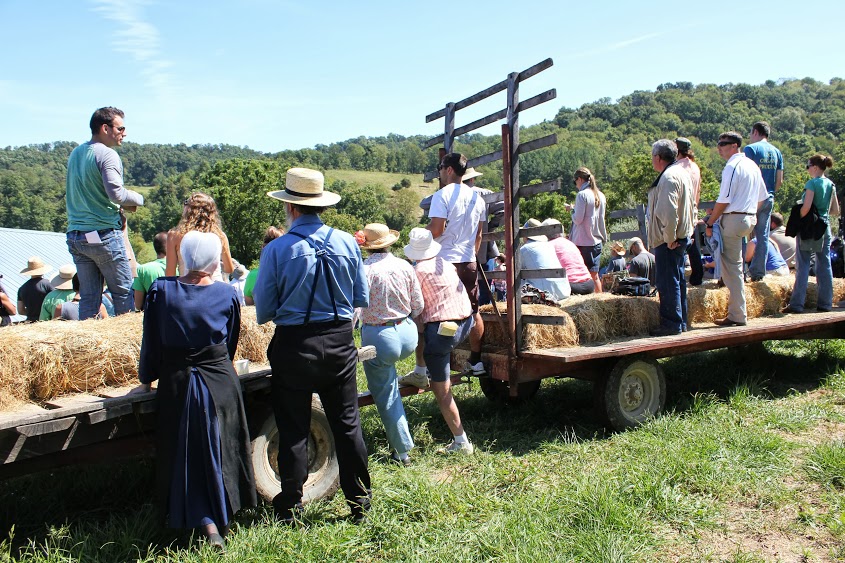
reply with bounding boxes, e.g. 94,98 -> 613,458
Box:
50,264 -> 77,290
404,227 -> 441,261
610,241 -> 627,256
361,223 -> 400,250
523,218 -> 547,242
267,167 -> 341,207
462,167 -> 483,181
20,256 -> 51,277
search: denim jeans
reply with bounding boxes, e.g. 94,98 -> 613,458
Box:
66,229 -> 134,319
750,193 -> 774,280
653,239 -> 689,332
423,316 -> 475,382
790,229 -> 833,312
361,318 -> 418,455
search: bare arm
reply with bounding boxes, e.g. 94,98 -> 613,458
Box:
134,290 -> 146,311
800,189 -> 815,218
17,300 -> 26,316
427,218 -> 446,239
1,292 -> 16,316
474,222 -> 483,255
220,233 -> 235,274
244,295 -> 255,306
53,303 -> 62,320
775,170 -> 784,192
744,240 -> 756,263
165,231 -> 180,276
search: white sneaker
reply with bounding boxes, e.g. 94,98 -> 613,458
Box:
441,440 -> 474,455
399,371 -> 430,389
466,361 -> 485,376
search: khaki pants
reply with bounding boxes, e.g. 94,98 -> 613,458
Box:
718,213 -> 756,322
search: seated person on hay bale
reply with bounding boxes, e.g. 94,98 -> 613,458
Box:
541,218 -> 595,295
519,219 -> 571,303
627,237 -> 655,285
602,241 -> 627,274
744,237 -> 789,277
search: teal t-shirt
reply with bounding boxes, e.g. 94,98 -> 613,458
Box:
66,142 -> 123,232
39,289 -> 75,321
805,177 -> 834,221
131,258 -> 167,294
243,268 -> 259,299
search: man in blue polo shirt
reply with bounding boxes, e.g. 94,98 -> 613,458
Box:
254,167 -> 371,524
744,121 -> 784,281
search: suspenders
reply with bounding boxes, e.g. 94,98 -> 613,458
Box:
286,227 -> 339,324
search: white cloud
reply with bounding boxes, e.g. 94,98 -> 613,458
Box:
89,0 -> 176,100
562,32 -> 662,61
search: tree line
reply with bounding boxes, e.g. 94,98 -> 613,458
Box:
1,77 -> 844,266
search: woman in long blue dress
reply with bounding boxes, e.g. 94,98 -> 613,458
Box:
137,231 -> 256,551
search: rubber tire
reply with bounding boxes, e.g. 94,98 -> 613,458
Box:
250,396 -> 340,504
595,357 -> 666,431
478,376 -> 541,404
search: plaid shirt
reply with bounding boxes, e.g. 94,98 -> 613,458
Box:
413,257 -> 472,324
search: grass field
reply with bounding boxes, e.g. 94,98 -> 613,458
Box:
2,339 -> 845,562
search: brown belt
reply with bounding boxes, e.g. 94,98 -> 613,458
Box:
724,211 -> 754,215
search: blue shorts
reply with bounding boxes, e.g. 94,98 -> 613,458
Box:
422,316 -> 475,382
578,243 -> 602,273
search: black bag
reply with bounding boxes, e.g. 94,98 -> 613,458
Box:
613,277 -> 652,297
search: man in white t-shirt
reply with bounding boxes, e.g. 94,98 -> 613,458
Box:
401,153 -> 488,383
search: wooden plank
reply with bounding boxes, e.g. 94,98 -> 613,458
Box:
516,134 -> 557,155
518,224 -> 562,239
423,133 -> 446,150
518,179 -> 561,199
608,230 -> 641,241
424,79 -> 508,123
519,268 -> 567,280
522,314 -> 570,326
424,149 -> 505,182
97,385 -> 141,399
516,58 -> 554,83
452,108 -> 508,139
609,209 -> 640,219
15,417 -> 75,437
0,404 -> 48,427
518,311 -> 845,366
515,89 -> 556,114
485,270 -> 506,280
43,395 -> 103,410
83,403 -> 133,425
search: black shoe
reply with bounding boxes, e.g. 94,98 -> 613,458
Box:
206,533 -> 226,553
273,497 -> 304,525
389,451 -> 411,467
649,326 -> 682,337
750,276 -> 764,282
817,307 -> 832,313
713,317 -> 746,327
781,306 -> 803,314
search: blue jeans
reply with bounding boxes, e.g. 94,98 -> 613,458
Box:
750,193 -> 774,280
653,239 -> 689,332
66,229 -> 134,319
423,316 -> 475,382
790,229 -> 833,312
361,318 -> 418,455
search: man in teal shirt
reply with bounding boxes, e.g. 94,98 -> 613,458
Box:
66,107 -> 144,319
39,264 -> 77,321
132,232 -> 168,310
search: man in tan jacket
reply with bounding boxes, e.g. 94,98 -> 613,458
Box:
647,139 -> 695,336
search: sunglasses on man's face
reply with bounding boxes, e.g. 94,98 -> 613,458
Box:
717,141 -> 735,147
109,124 -> 126,132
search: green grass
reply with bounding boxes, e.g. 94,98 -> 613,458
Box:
3,340 -> 845,561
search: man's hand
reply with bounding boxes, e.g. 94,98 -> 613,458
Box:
122,205 -> 137,213
668,240 -> 680,250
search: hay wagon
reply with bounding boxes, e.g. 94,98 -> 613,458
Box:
0,346 -> 461,505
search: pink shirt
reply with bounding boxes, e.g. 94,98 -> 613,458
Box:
548,236 -> 593,283
676,157 -> 701,216
360,252 -> 424,325
414,257 -> 472,324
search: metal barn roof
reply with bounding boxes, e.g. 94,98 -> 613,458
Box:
0,228 -> 74,322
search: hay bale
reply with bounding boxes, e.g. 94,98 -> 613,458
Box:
561,293 -> 660,343
479,303 -> 579,351
0,306 -> 274,411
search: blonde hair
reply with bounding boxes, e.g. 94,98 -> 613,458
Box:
574,167 -> 601,209
175,192 -> 224,237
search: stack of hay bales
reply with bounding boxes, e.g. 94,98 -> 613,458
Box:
481,277 -> 845,352
0,307 -> 273,411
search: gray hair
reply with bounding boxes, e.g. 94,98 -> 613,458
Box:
651,139 -> 677,163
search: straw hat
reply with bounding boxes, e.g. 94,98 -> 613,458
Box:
404,227 -> 442,261
51,264 -> 77,290
462,167 -> 483,182
360,223 -> 399,250
610,240 -> 627,256
20,256 -> 51,277
267,167 -> 341,207
522,218 -> 547,242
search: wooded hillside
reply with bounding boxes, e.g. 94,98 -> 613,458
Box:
2,77 -> 844,266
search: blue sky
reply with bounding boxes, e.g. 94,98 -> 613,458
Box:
1,0 -> 839,153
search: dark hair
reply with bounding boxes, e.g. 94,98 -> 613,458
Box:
89,107 -> 125,135
808,154 -> 834,171
770,212 -> 784,228
441,153 -> 468,177
71,274 -> 80,293
495,254 -> 506,264
153,232 -> 168,255
719,131 -> 743,147
263,226 -> 284,246
751,121 -> 771,138
290,203 -> 326,215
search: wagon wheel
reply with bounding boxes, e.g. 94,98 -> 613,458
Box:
478,376 -> 541,404
594,357 -> 666,431
251,396 -> 340,504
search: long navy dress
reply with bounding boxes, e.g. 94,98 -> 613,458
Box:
139,277 -> 256,529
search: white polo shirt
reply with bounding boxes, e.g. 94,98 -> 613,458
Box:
717,153 -> 768,214
429,182 -> 487,263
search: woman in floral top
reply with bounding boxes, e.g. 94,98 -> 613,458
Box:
358,224 -> 424,466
